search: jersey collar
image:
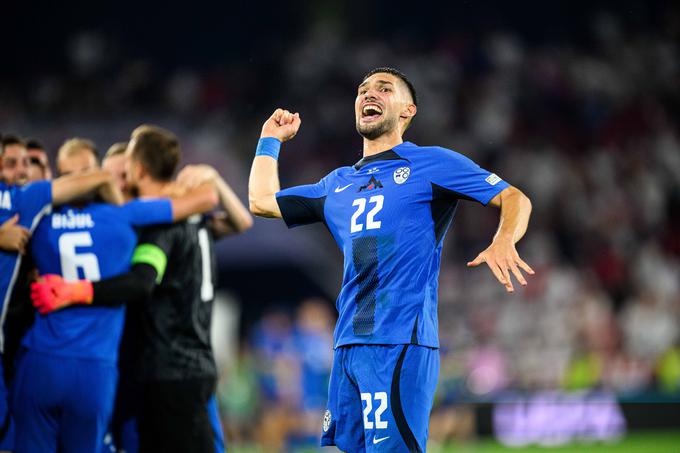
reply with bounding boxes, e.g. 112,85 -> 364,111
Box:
353,142 -> 413,170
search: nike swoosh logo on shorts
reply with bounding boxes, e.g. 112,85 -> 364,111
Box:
334,183 -> 353,193
373,436 -> 389,444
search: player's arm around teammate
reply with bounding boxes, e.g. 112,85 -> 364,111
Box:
466,186 -> 534,292
30,160 -> 251,313
51,168 -> 124,206
0,168 -> 123,255
177,164 -> 253,237
248,108 -> 301,218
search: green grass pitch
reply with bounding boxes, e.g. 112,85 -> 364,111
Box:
230,430 -> 680,452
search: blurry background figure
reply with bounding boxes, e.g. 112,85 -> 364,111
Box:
25,139 -> 52,182
249,308 -> 298,451
0,135 -> 29,186
241,300 -> 334,451
289,299 -> 334,449
102,142 -> 129,199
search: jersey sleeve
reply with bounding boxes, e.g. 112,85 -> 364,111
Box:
275,175 -> 330,228
131,226 -> 174,284
17,181 -> 52,229
429,148 -> 510,205
120,199 -> 173,227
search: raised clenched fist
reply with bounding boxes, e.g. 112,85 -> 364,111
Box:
260,108 -> 301,143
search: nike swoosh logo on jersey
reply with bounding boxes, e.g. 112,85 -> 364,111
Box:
373,436 -> 389,444
334,183 -> 353,193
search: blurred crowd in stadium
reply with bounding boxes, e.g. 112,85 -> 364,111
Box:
2,2 -> 679,449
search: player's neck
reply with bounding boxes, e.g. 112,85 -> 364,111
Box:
362,131 -> 403,157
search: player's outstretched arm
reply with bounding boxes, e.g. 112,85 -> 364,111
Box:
248,108 -> 301,218
177,165 -> 253,236
166,183 -> 219,222
51,169 -> 124,206
467,186 -> 534,293
31,264 -> 158,314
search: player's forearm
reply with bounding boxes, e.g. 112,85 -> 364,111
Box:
214,176 -> 253,232
170,184 -> 219,221
52,170 -> 123,206
91,264 -> 157,306
492,186 -> 532,244
248,155 -> 282,218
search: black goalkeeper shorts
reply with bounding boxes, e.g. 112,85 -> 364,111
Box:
139,377 -> 216,453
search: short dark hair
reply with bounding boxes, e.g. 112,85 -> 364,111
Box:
363,67 -> 418,106
26,138 -> 46,151
130,125 -> 180,182
1,134 -> 26,154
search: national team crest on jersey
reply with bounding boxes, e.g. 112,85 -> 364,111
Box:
358,176 -> 383,192
393,167 -> 410,184
323,409 -> 332,432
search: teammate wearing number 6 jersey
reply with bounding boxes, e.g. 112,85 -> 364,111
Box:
248,68 -> 535,452
13,137 -> 219,453
31,126 -> 252,453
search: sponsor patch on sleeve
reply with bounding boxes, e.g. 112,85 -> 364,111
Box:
485,173 -> 502,186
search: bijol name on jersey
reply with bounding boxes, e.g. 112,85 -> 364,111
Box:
52,210 -> 95,229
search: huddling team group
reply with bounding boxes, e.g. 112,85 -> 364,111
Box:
0,128 -> 252,453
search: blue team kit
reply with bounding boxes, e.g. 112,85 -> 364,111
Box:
277,141 -> 508,451
0,180 -> 53,450
12,199 -> 172,453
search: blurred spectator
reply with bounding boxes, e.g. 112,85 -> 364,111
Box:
26,138 -> 52,181
0,134 -> 29,185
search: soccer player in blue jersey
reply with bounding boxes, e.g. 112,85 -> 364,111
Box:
0,137 -> 124,452
11,137 -> 219,453
248,67 -> 534,452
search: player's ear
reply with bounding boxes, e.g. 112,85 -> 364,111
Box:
400,103 -> 417,121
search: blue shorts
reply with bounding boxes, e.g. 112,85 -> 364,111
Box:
321,344 -> 439,453
11,349 -> 117,453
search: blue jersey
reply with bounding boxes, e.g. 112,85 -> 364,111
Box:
0,181 -> 52,351
276,142 -> 509,348
23,199 -> 173,363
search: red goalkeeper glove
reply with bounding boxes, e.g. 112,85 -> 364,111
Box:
31,274 -> 93,315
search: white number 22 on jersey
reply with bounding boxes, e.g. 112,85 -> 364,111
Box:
58,232 -> 101,282
351,195 -> 384,233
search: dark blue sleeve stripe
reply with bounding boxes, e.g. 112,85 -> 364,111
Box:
276,195 -> 326,228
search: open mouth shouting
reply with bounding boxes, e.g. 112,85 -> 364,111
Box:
361,103 -> 384,123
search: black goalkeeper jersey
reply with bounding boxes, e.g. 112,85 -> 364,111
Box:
136,215 -> 217,381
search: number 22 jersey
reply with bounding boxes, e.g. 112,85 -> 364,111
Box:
276,141 -> 509,349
